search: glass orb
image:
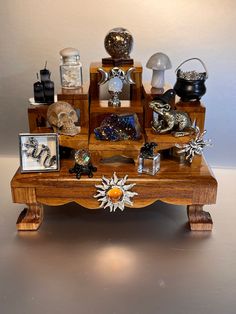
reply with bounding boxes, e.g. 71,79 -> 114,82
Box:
108,77 -> 123,93
75,149 -> 91,166
104,27 -> 133,59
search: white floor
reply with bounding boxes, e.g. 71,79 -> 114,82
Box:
0,156 -> 235,314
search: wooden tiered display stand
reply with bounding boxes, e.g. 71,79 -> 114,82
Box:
11,61 -> 217,232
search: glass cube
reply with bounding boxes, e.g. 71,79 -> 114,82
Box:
138,153 -> 160,175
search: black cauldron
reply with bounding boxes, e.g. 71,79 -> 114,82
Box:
174,58 -> 208,102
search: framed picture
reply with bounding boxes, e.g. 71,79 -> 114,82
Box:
19,133 -> 60,173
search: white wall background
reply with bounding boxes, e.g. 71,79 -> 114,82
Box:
0,0 -> 235,167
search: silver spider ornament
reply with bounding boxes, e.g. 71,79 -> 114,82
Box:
175,126 -> 212,163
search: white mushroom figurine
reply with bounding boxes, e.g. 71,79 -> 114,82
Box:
146,52 -> 172,89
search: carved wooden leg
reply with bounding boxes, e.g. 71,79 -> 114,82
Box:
187,205 -> 213,231
16,203 -> 44,231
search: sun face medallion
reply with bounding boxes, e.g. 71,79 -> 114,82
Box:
94,172 -> 138,212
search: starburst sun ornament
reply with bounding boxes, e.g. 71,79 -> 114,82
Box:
94,172 -> 138,212
175,126 -> 212,163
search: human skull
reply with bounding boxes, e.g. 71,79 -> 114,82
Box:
47,101 -> 80,136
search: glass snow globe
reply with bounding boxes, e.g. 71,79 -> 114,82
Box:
104,27 -> 133,60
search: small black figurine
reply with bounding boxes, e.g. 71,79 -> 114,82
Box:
140,142 -> 158,158
69,149 -> 97,179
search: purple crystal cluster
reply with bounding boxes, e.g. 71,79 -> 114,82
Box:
94,114 -> 141,141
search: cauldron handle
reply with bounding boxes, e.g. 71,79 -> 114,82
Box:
175,58 -> 208,79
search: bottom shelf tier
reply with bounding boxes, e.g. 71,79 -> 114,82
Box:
11,156 -> 217,231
